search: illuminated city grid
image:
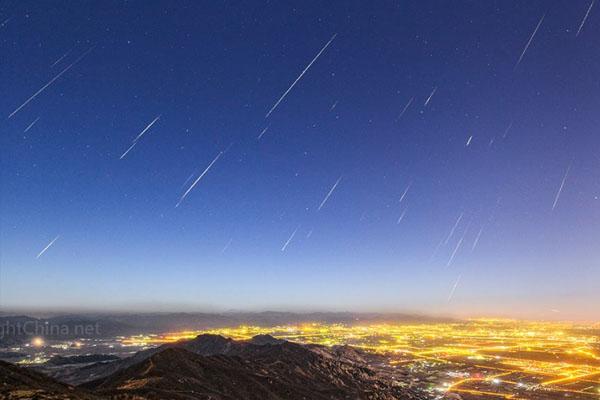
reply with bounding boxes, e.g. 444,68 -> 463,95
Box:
121,319 -> 600,399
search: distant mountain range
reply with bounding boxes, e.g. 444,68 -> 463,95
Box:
2,334 -> 426,399
0,311 -> 449,345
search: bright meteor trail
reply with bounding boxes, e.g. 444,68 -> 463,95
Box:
176,151 -> 223,207
399,183 -> 411,204
133,116 -> 160,142
8,47 -> 93,119
36,236 -> 60,259
120,116 -> 161,159
552,164 -> 571,211
514,14 -> 545,70
23,117 -> 40,133
576,0 -> 595,37
424,87 -> 437,107
119,141 -> 138,160
318,176 -> 342,211
265,33 -> 337,118
398,97 -> 414,119
281,226 -> 300,252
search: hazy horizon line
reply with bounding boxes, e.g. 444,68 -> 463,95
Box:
1,306 -> 596,323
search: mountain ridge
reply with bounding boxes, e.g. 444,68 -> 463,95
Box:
3,334 -> 425,399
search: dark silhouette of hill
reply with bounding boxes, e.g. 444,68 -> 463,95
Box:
49,334 -> 375,385
2,335 -> 425,399
47,334 -> 240,384
84,336 -> 419,399
0,360 -> 99,399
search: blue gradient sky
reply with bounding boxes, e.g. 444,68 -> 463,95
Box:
1,1 -> 599,319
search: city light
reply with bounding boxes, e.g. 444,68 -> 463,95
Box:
119,319 -> 600,399
31,337 -> 45,347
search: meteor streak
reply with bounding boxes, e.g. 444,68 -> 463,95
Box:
265,33 -> 337,118
119,141 -> 138,160
397,209 -> 408,224
446,232 -> 466,267
318,175 -> 342,211
446,242 -> 462,268
503,121 -> 513,139
398,97 -> 414,119
176,151 -> 223,207
514,14 -> 545,70
120,116 -> 161,159
552,164 -> 571,211
424,87 -> 437,107
444,213 -> 464,245
281,226 -> 299,251
257,126 -> 269,140
36,236 -> 60,259
9,47 -> 94,119
471,226 -> 484,252
447,227 -> 468,267
50,49 -> 73,67
447,274 -> 462,302
398,183 -> 411,204
222,238 -> 233,254
133,116 -> 160,142
23,117 -> 40,133
181,171 -> 197,188
576,0 -> 595,36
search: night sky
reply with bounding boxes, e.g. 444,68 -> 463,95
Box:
1,1 -> 599,319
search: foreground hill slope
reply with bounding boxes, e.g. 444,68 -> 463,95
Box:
0,360 -> 98,399
84,339 -> 414,400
